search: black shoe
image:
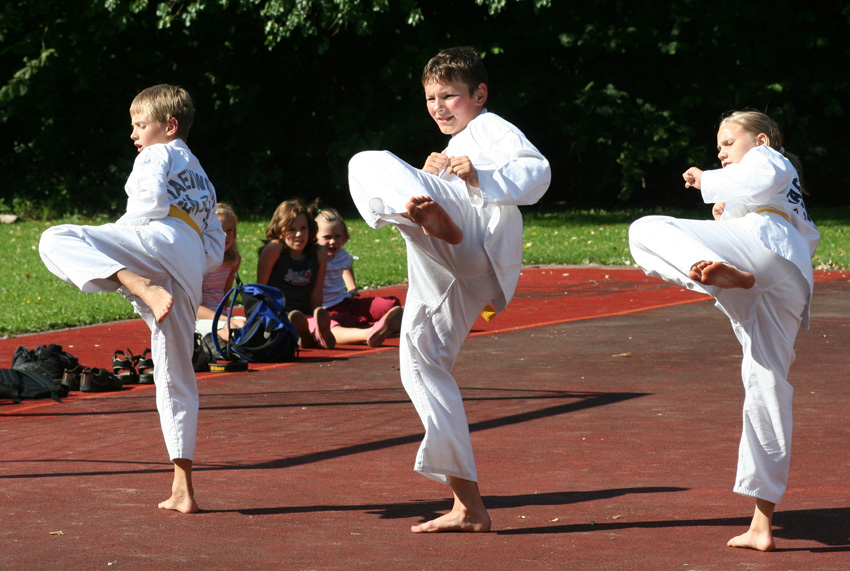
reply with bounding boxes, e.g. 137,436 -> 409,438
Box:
80,368 -> 123,392
61,365 -> 87,391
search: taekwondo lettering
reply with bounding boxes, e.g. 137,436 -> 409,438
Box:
786,178 -> 812,222
167,169 -> 217,231
786,178 -> 802,205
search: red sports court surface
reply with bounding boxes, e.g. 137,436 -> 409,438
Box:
2,267 -> 849,570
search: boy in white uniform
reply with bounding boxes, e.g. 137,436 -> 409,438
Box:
39,84 -> 224,514
348,46 -> 550,532
629,110 -> 819,551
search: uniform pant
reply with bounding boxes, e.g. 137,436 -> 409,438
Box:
349,151 -> 501,484
40,223 -> 199,461
629,215 -> 807,504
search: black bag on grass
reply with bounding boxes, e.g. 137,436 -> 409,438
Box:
0,368 -> 64,403
211,275 -> 299,363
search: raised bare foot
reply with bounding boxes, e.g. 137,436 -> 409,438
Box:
367,306 -> 403,347
405,196 -> 463,245
117,270 -> 174,322
158,492 -> 199,514
689,260 -> 755,289
411,508 -> 491,533
312,307 -> 336,350
140,285 -> 174,323
727,529 -> 775,552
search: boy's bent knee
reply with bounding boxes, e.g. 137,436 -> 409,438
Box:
628,215 -> 674,244
349,150 -> 390,174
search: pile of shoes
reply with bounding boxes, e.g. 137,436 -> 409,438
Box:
10,343 -> 123,396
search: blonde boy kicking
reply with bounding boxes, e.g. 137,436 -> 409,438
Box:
40,85 -> 224,513
349,47 -> 551,532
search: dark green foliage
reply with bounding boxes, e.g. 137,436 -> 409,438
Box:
1,0 -> 848,220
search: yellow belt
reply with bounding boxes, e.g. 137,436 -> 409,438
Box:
480,304 -> 497,322
168,205 -> 201,237
755,208 -> 791,223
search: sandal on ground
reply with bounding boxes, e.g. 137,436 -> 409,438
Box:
137,348 -> 154,384
80,368 -> 124,392
112,349 -> 139,384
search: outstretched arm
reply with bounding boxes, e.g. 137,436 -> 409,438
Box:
700,147 -> 794,205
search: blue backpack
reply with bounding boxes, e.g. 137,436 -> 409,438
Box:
212,276 -> 299,363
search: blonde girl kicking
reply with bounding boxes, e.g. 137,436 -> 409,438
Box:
629,110 -> 819,551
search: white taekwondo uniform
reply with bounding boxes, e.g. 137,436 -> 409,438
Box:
629,144 -> 819,504
40,139 -> 224,461
349,110 -> 550,484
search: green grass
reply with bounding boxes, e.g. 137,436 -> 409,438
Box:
3,206 -> 848,338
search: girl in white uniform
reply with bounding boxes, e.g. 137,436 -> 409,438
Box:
349,47 -> 550,533
39,85 -> 224,514
629,110 -> 819,551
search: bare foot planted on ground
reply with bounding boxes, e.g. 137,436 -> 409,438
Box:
727,529 -> 775,552
158,493 -> 199,514
689,261 -> 755,289
405,196 -> 463,245
410,508 -> 491,533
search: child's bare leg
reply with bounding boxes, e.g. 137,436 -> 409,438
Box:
158,458 -> 198,514
689,261 -> 755,289
404,196 -> 463,245
328,326 -> 369,345
727,498 -> 775,551
411,476 -> 491,533
110,269 -> 173,322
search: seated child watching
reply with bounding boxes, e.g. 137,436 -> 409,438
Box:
314,205 -> 403,347
256,198 -> 336,349
196,203 -> 246,339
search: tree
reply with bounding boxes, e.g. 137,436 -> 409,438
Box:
1,0 -> 848,217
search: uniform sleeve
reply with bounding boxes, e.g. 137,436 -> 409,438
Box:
700,146 -> 793,205
463,116 -> 551,208
123,145 -> 173,221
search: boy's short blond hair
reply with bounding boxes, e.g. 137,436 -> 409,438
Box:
422,46 -> 488,94
130,84 -> 195,141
